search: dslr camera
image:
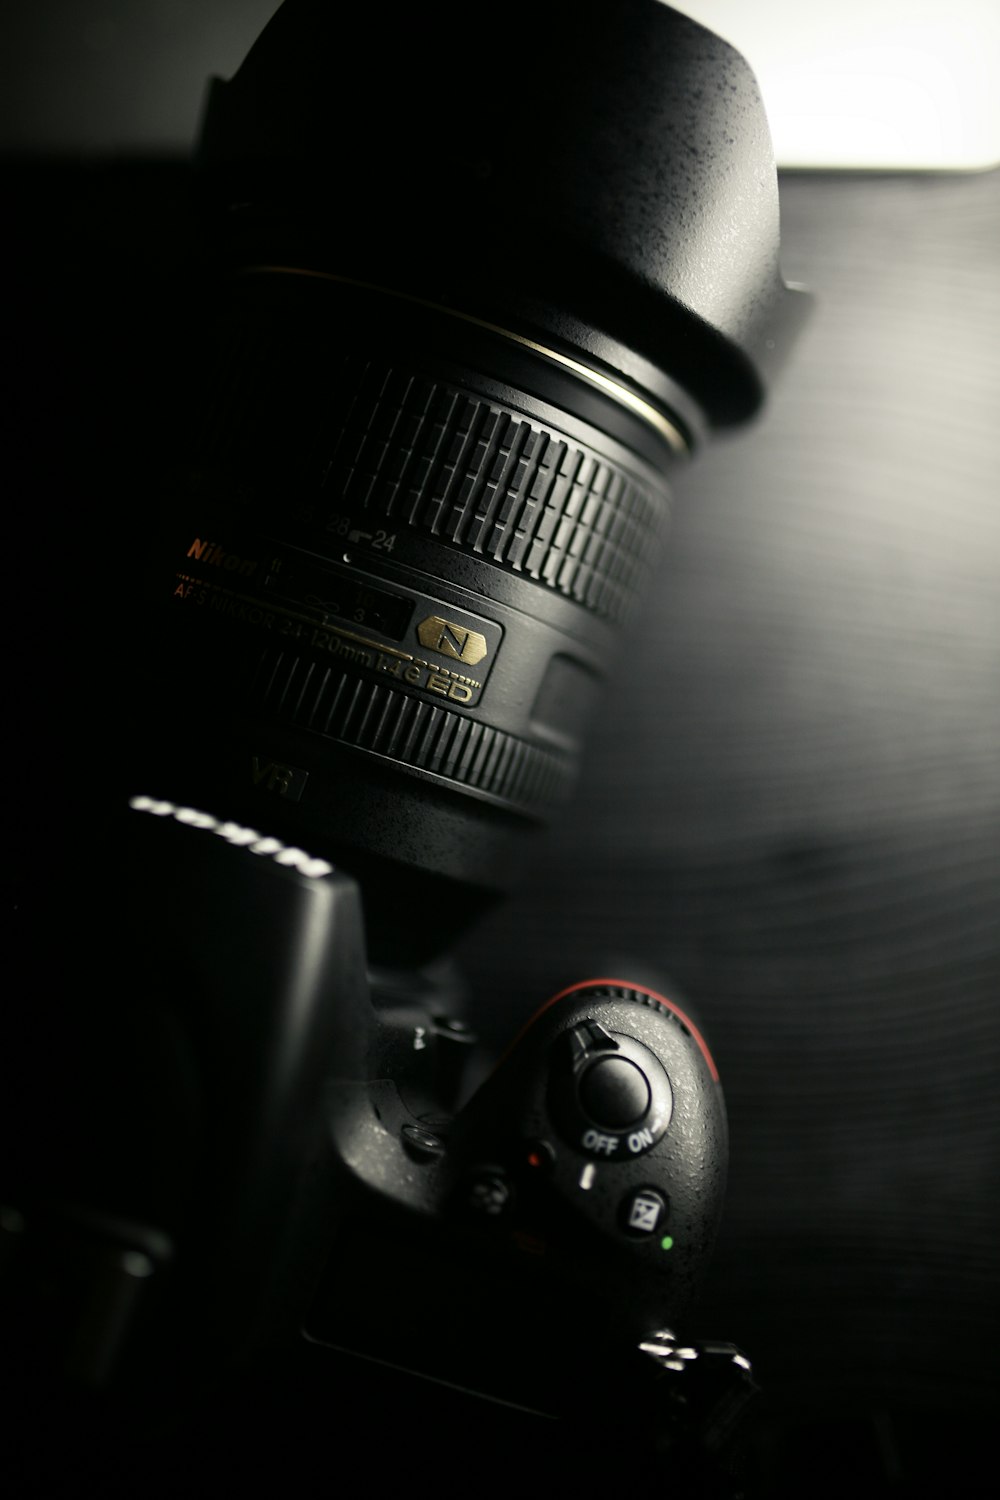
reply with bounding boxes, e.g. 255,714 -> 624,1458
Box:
3,2 -> 807,1491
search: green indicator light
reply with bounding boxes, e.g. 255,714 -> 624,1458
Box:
660,1235 -> 674,1251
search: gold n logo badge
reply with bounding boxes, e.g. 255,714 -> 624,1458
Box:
416,615 -> 488,666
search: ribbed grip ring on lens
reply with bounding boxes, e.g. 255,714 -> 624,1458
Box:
202,321 -> 671,625
318,359 -> 668,624
254,647 -> 574,812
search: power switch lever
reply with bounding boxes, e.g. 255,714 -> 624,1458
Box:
566,1020 -> 619,1066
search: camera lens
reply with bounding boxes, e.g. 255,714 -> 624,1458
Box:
132,0 -> 808,961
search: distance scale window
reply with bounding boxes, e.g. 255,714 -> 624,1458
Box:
264,557 -> 414,640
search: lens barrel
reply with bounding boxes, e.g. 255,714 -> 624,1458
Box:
134,0 -> 808,960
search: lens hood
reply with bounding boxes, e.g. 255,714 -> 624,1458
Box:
196,0 -> 809,435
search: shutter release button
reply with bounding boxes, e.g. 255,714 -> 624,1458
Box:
578,1056 -> 651,1129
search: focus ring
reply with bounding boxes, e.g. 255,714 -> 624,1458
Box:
253,647 -> 574,812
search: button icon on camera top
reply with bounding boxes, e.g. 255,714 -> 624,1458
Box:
620,1188 -> 669,1238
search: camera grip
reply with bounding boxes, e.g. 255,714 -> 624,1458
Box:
445,979 -> 728,1343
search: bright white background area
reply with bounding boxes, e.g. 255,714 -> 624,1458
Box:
0,1 -> 997,168
672,0 -> 1000,169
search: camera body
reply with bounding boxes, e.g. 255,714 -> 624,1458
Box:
4,789 -> 749,1490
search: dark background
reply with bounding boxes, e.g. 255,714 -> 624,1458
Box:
455,164 -> 1000,1487
3,2 -> 999,1495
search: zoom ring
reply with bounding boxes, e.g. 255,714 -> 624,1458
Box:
319,360 -> 667,624
254,647 -> 574,812
201,322 -> 670,625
